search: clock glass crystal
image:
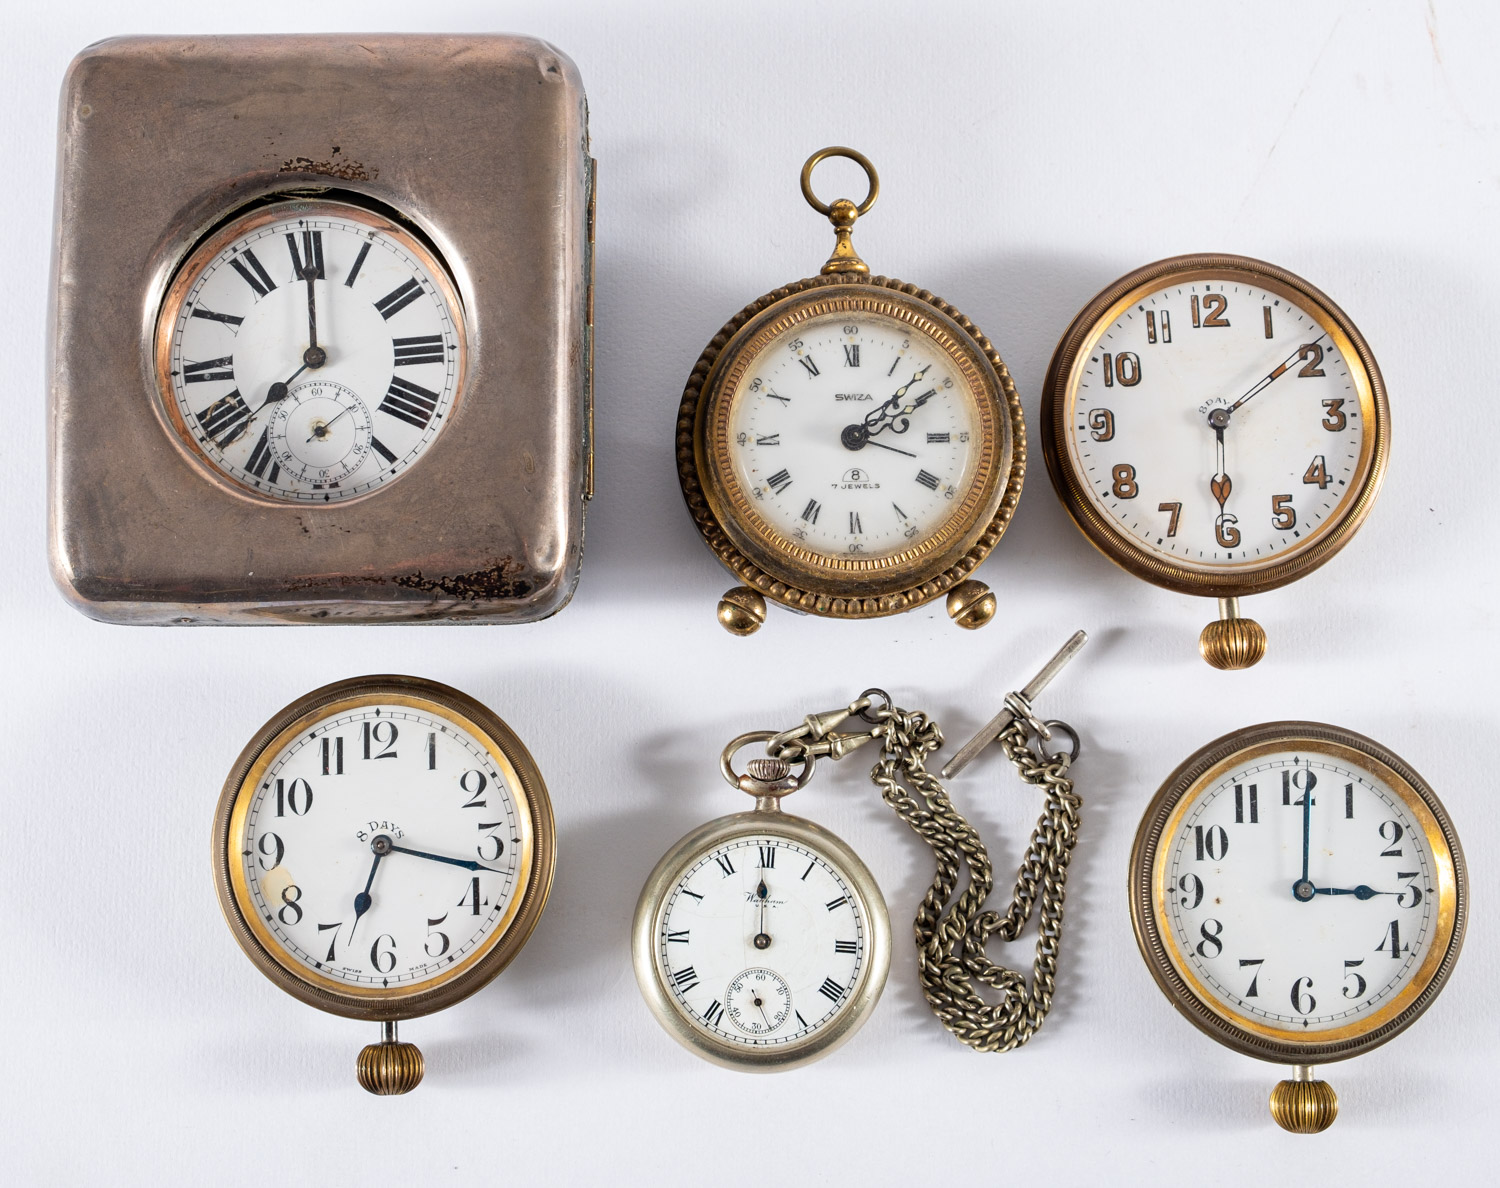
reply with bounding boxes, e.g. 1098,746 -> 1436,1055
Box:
157,198 -> 465,503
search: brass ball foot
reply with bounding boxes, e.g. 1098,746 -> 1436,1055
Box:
356,1039 -> 424,1095
1269,1074 -> 1338,1133
946,580 -> 996,630
718,587 -> 767,636
1199,615 -> 1266,669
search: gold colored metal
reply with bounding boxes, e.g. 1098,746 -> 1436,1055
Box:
678,150 -> 1023,629
1041,254 -> 1389,600
679,281 -> 1024,623
1199,598 -> 1267,669
945,579 -> 996,629
357,1024 -> 425,1096
1129,722 -> 1466,1066
1270,1068 -> 1339,1133
632,810 -> 891,1072
212,675 -> 556,1022
717,586 -> 768,636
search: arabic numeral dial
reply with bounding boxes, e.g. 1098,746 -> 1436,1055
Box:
1161,752 -> 1438,1034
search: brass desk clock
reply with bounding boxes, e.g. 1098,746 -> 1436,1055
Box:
1041,254 -> 1388,668
213,676 -> 555,1094
49,35 -> 595,624
1130,722 -> 1465,1131
677,148 -> 1026,635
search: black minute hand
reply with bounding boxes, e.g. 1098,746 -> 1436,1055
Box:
386,843 -> 500,873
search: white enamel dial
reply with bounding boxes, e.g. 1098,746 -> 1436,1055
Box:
727,311 -> 981,560
1160,749 -> 1438,1034
1064,276 -> 1370,570
159,199 -> 464,503
654,832 -> 869,1051
235,702 -> 527,993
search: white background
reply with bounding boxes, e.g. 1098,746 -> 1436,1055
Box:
4,2 -> 1496,1183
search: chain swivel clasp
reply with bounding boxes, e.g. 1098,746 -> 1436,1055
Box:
942,631 -> 1088,780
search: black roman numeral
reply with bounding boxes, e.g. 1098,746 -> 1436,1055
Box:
229,248 -> 276,297
834,940 -> 857,954
844,344 -> 860,367
802,860 -> 816,881
715,854 -> 735,877
915,469 -> 940,490
182,356 -> 235,384
245,427 -> 281,483
766,468 -> 792,494
795,1010 -> 809,1028
680,888 -> 704,902
393,335 -> 445,366
195,390 -> 250,448
345,241 -> 372,288
703,999 -> 725,1026
755,433 -> 780,445
374,278 -> 423,320
758,846 -> 776,869
927,432 -> 950,443
370,435 -> 397,465
849,511 -> 862,534
818,977 -> 846,1002
800,498 -> 821,524
825,896 -> 847,912
378,376 -> 441,429
189,306 -> 243,327
285,228 -> 325,279
671,966 -> 699,992
666,929 -> 689,943
764,389 -> 790,405
798,355 -> 820,377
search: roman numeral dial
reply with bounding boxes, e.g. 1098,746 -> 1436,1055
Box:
722,308 -> 983,565
642,828 -> 884,1064
159,201 -> 464,503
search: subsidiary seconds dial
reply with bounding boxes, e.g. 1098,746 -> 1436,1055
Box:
157,198 -> 466,503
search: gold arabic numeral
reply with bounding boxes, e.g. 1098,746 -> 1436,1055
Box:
1303,455 -> 1331,489
1321,398 -> 1347,431
1297,342 -> 1326,377
1216,518 -> 1241,548
1194,292 -> 1229,328
1100,352 -> 1142,387
1111,463 -> 1138,499
1271,494 -> 1297,530
1158,501 -> 1181,536
1089,408 -> 1115,442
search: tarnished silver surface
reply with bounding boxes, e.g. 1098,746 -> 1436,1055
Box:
48,35 -> 594,624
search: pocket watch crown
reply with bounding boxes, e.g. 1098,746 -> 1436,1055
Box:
1269,1073 -> 1338,1134
356,1039 -> 425,1096
746,758 -> 793,783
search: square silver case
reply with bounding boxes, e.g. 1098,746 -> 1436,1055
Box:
48,34 -> 594,624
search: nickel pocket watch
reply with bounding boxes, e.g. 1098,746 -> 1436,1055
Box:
1041,254 -> 1389,668
212,675 -> 555,1094
1130,721 -> 1466,1131
677,148 -> 1026,635
49,35 -> 595,624
634,634 -> 1089,1070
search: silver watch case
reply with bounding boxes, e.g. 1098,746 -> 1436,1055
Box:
48,34 -> 595,624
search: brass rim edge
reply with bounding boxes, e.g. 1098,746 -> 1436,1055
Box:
676,273 -> 1026,619
631,810 -> 892,1072
211,674 -> 555,1022
1127,720 -> 1466,1064
1041,253 -> 1390,597
153,197 -> 471,509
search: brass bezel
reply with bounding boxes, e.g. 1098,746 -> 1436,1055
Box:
631,809 -> 891,1072
212,675 -> 555,1022
1129,721 -> 1466,1064
154,197 -> 469,506
677,273 -> 1025,619
1041,253 -> 1390,597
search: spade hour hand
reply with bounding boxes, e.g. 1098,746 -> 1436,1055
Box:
347,845 -> 386,945
217,362 -> 305,448
386,843 -> 499,873
1313,885 -> 1395,900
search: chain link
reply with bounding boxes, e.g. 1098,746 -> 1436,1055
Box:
771,698 -> 1082,1053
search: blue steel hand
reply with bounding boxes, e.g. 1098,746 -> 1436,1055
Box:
1313,885 -> 1394,900
387,843 -> 499,873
